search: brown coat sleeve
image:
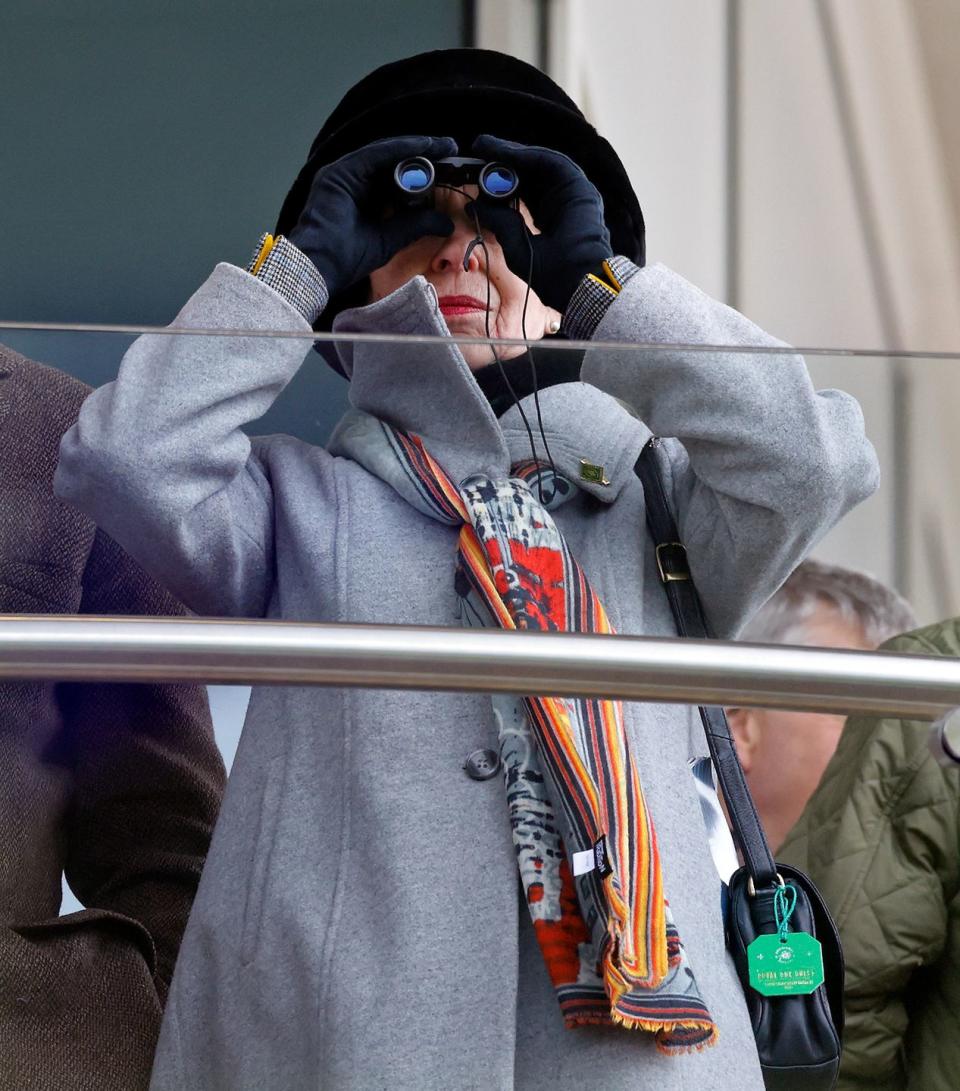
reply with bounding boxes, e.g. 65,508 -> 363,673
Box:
59,528 -> 226,1000
0,345 -> 226,1087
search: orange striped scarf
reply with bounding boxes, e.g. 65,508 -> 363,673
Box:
337,412 -> 717,1051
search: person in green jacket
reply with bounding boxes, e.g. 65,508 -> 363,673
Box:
729,559 -> 915,850
778,617 -> 960,1091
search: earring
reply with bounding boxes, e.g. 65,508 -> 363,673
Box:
548,318 -> 561,335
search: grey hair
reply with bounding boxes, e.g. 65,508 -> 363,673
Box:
741,559 -> 917,649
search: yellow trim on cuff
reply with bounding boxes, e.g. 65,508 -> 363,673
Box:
586,272 -> 618,296
250,234 -> 276,276
601,258 -> 623,292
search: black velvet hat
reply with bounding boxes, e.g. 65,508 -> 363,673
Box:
275,48 -> 645,270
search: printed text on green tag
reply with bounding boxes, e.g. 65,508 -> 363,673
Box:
747,932 -> 825,996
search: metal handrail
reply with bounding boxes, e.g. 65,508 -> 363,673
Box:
1,614 -> 957,719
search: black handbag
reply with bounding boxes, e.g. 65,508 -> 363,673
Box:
635,437 -> 844,1090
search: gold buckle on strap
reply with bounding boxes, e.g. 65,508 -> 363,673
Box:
656,542 -> 690,583
748,872 -> 785,898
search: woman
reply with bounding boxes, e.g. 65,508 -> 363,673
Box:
55,49 -> 878,1091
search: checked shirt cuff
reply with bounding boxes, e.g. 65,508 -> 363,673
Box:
561,256 -> 640,341
247,234 -> 328,324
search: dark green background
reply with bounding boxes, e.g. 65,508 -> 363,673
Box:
1,0 -> 469,441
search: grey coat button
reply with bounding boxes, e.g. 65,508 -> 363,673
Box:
463,748 -> 500,781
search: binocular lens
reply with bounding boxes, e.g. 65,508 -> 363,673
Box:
395,158 -> 434,194
393,157 -> 518,201
480,164 -> 518,198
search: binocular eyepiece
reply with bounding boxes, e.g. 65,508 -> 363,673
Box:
393,156 -> 519,205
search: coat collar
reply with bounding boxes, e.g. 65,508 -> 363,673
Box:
500,383 -> 649,503
333,277 -> 510,486
331,277 -> 649,499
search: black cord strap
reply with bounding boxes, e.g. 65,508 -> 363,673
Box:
635,437 -> 778,889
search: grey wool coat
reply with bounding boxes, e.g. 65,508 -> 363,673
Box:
55,260 -> 878,1091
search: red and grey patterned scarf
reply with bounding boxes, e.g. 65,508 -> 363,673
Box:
334,410 -> 718,1052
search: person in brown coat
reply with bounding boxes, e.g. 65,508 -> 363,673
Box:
0,344 -> 226,1089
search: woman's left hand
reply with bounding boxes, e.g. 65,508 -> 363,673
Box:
467,134 -> 613,313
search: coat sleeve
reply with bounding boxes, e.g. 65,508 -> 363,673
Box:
60,527 -> 226,1003
580,263 -> 879,636
54,263 -> 318,618
778,629 -> 960,1090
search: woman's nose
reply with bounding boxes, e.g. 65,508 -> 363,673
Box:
429,217 -> 483,274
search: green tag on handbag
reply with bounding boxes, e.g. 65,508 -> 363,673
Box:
747,882 -> 825,996
747,932 -> 825,995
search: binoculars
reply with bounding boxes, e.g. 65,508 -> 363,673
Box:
393,156 -> 519,206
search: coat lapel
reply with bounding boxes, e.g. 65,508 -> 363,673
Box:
334,276 -> 511,486
501,382 -> 652,504
331,276 -> 651,495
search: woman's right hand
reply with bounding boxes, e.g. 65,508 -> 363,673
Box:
287,135 -> 458,298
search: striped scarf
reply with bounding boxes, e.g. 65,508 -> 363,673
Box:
333,410 -> 718,1052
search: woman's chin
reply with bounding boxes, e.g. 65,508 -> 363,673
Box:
440,314 -> 536,370
454,342 -> 493,371
440,311 -> 487,334
461,341 -> 531,372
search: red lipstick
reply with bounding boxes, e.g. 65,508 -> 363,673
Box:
437,295 -> 489,315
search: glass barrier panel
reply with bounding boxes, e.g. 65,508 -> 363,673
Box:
4,324 -> 958,630
3,324 -> 959,924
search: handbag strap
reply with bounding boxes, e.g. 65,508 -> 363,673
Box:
635,437 -> 778,889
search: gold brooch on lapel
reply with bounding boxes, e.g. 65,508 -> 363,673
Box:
579,459 -> 610,487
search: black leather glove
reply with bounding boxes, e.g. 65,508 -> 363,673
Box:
467,134 -> 613,312
287,135 -> 458,298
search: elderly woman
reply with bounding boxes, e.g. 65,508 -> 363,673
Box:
55,49 -> 877,1091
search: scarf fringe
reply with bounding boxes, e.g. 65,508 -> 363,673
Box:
610,1011 -> 721,1054
655,1030 -> 721,1057
566,1010 -> 720,1054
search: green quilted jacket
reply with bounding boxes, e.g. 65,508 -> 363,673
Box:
778,618 -> 960,1091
